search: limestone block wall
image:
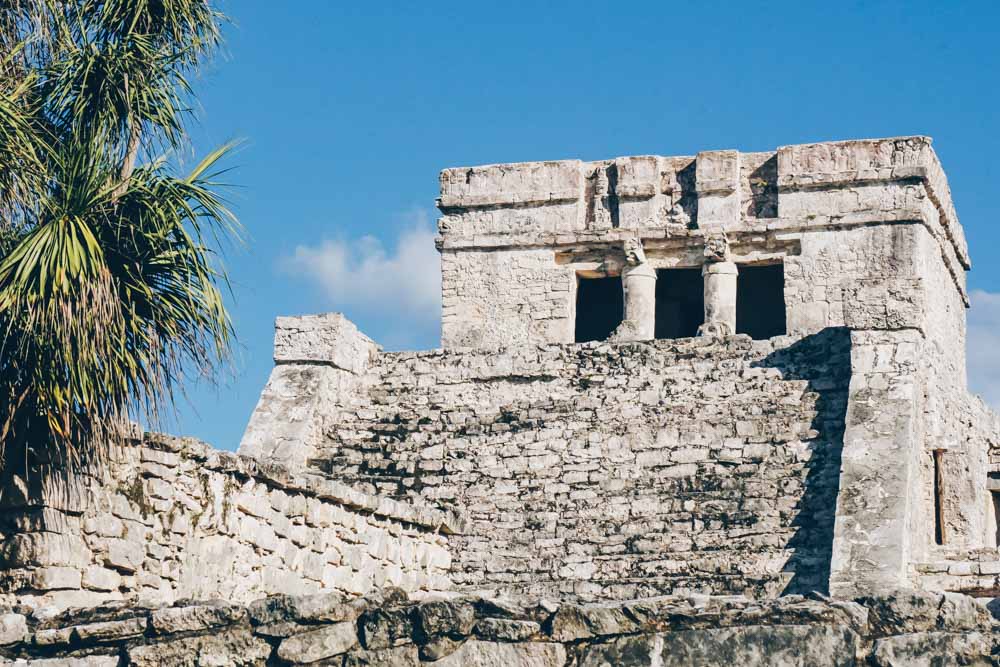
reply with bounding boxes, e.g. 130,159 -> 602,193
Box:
908,397 -> 1000,595
239,310 -> 1000,601
828,329 -> 926,597
308,332 -> 853,601
913,548 -> 1000,595
436,136 -> 969,352
226,135 -> 1000,604
0,435 -> 456,611
440,248 -> 574,349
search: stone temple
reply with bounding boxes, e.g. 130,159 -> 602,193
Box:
3,135 -> 1000,665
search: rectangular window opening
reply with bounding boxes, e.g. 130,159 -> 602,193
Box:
655,268 -> 704,339
934,449 -> 946,546
575,276 -> 623,343
992,491 -> 1000,547
988,473 -> 1000,547
736,263 -> 787,340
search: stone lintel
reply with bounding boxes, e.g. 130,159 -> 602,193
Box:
436,137 -> 967,272
438,160 -> 584,209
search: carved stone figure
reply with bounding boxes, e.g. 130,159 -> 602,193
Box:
590,166 -> 614,229
623,237 -> 647,266
704,231 -> 730,263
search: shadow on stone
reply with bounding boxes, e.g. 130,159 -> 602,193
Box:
755,327 -> 852,596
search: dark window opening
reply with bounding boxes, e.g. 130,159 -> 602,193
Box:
989,473 -> 1000,547
736,263 -> 786,339
575,276 -> 623,343
934,450 -> 946,546
655,268 -> 704,339
992,491 -> 1000,547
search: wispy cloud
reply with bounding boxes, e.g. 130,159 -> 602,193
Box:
968,289 -> 1000,410
278,210 -> 441,349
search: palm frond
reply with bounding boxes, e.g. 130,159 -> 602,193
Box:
0,0 -> 235,473
0,49 -> 46,228
0,136 -> 239,469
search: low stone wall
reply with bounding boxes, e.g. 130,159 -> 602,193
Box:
912,548 -> 1000,597
0,435 -> 457,611
1,588 -> 997,666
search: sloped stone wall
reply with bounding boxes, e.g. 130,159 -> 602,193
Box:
0,435 -> 456,611
1,588 -> 996,666
313,331 -> 852,601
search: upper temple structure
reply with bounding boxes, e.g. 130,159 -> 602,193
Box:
3,136 -> 1000,665
434,135 -> 969,350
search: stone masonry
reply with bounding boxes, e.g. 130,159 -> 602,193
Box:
240,136 -> 997,606
0,434 -> 455,611
435,136 -> 967,351
313,333 -> 852,601
2,135 -> 1000,665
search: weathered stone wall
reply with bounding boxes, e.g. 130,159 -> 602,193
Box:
437,136 -> 970,352
240,315 -> 1000,602
240,314 -> 381,470
308,332 -> 852,601
913,547 -> 1000,595
440,248 -> 574,350
232,135 -> 999,604
909,396 -> 1000,594
2,588 -> 997,666
4,135 -> 999,664
0,435 -> 455,611
922,392 -> 997,553
429,134 -> 1000,599
828,329 -> 926,597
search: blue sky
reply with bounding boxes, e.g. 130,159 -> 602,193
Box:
173,1 -> 1000,450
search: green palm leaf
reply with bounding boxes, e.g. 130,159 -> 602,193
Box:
0,0 -> 237,471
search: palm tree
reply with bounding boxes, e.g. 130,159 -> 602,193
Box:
0,0 -> 239,475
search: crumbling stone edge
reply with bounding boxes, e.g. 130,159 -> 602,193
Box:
2,588 -> 999,665
144,434 -> 468,536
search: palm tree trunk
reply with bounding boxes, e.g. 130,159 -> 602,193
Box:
113,120 -> 141,199
112,74 -> 141,201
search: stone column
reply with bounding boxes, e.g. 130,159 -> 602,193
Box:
702,261 -> 738,335
622,262 -> 657,340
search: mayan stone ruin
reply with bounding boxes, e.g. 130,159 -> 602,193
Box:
2,135 -> 1000,665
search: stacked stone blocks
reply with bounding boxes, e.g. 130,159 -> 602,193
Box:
0,435 -> 455,611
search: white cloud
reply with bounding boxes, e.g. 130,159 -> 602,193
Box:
279,210 -> 441,348
968,289 -> 1000,409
